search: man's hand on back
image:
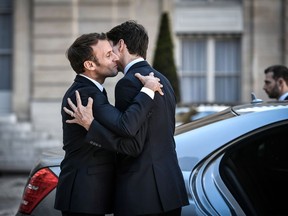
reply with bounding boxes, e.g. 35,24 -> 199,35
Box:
63,90 -> 94,131
135,72 -> 164,96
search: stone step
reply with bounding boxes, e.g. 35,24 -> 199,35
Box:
0,116 -> 62,172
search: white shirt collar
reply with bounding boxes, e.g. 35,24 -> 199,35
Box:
279,92 -> 288,101
79,74 -> 104,91
124,57 -> 144,75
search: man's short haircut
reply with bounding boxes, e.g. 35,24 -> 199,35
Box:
264,65 -> 288,85
106,20 -> 148,59
66,32 -> 107,74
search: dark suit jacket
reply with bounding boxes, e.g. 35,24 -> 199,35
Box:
86,61 -> 189,215
54,75 -> 154,214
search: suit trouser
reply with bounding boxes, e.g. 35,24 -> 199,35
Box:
115,207 -> 182,216
62,211 -> 105,216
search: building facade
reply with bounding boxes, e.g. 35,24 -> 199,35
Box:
0,0 -> 287,170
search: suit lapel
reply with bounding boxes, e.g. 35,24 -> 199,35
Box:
74,74 -> 108,98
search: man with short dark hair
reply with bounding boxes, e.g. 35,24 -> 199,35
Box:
263,65 -> 288,100
105,20 -> 189,216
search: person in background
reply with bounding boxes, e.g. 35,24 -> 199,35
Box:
54,32 -> 163,216
65,21 -> 189,216
263,65 -> 288,100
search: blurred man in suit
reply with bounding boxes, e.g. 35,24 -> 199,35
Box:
263,65 -> 288,101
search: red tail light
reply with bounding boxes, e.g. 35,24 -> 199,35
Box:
19,168 -> 58,214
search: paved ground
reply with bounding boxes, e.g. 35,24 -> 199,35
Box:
0,173 -> 28,216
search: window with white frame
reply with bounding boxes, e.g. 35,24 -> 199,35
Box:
0,0 -> 12,113
0,0 -> 12,90
180,36 -> 241,104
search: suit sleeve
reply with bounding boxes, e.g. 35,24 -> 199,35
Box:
85,117 -> 149,157
78,87 -> 153,137
85,74 -> 149,156
79,75 -> 151,156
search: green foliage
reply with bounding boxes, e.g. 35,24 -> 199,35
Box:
152,12 -> 180,102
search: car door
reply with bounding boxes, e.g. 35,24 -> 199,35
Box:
188,122 -> 288,216
219,122 -> 288,215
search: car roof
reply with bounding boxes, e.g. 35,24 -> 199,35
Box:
175,101 -> 288,171
232,100 -> 288,114
175,101 -> 288,135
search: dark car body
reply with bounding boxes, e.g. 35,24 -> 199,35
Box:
16,100 -> 288,215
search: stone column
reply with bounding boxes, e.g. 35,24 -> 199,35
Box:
13,0 -> 31,121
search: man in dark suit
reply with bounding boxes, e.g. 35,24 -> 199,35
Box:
263,65 -> 288,101
66,21 -> 189,216
54,32 -> 164,216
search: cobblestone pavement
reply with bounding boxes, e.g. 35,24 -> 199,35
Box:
0,173 -> 28,216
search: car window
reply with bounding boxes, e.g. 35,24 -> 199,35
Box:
220,122 -> 288,215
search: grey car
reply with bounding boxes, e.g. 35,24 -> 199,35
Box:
16,100 -> 288,216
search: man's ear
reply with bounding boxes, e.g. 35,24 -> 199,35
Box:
83,60 -> 96,70
278,78 -> 284,86
118,39 -> 126,51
